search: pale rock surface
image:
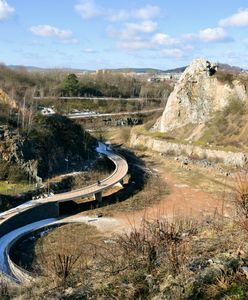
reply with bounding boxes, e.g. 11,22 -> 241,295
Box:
0,89 -> 17,109
130,133 -> 247,168
156,58 -> 247,132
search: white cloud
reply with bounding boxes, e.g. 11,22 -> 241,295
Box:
30,25 -> 73,40
108,4 -> 160,22
152,33 -> 179,46
62,38 -> 79,44
161,48 -> 184,58
184,27 -> 231,43
75,0 -> 102,20
198,27 -> 229,42
219,9 -> 248,27
108,9 -> 129,22
75,1 -> 160,23
110,24 -> 184,54
83,48 -> 96,53
133,5 -> 160,20
182,33 -> 197,41
0,0 -> 14,21
125,21 -> 157,35
119,39 -> 150,50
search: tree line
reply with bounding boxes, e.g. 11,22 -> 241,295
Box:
0,64 -> 173,101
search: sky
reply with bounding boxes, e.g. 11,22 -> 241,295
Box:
0,0 -> 248,70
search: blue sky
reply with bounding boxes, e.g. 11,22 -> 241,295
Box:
0,0 -> 248,70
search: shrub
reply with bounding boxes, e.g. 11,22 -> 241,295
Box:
27,114 -> 96,178
234,171 -> 248,221
223,98 -> 246,117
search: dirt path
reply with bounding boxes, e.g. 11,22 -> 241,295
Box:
115,173 -> 229,229
68,153 -> 234,234
114,165 -> 232,230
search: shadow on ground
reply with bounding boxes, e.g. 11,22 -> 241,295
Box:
9,146 -> 148,273
59,145 -> 148,215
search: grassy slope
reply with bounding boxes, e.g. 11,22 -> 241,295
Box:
15,214 -> 248,300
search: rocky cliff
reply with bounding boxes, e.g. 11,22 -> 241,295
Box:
0,89 -> 17,109
0,126 -> 40,183
156,59 -> 247,133
130,132 -> 247,168
0,115 -> 97,183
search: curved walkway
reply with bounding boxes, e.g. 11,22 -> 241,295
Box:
0,143 -> 128,228
0,142 -> 128,282
0,219 -> 57,284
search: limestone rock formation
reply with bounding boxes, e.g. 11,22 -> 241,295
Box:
156,58 -> 247,132
0,89 -> 17,109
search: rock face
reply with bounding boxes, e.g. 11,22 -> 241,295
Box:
156,58 -> 247,132
0,115 -> 97,183
0,89 -> 17,109
130,132 -> 247,168
0,126 -> 41,183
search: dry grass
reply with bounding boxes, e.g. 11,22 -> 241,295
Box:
10,155 -> 248,299
197,99 -> 248,151
85,172 -> 169,217
34,223 -> 101,286
233,171 -> 248,231
15,212 -> 248,300
7,144 -> 248,299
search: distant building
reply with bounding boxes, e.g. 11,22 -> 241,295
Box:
96,69 -> 112,74
147,73 -> 182,82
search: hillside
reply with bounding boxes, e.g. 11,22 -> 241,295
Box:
164,62 -> 245,74
0,115 -> 96,183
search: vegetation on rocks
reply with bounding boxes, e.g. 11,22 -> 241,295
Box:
27,114 -> 96,179
0,114 -> 96,183
198,98 -> 248,149
155,59 -> 248,148
11,211 -> 248,299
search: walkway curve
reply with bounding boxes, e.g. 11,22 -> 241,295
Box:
0,142 -> 128,283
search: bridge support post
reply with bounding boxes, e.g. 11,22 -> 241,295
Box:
95,192 -> 102,205
54,202 -> 60,217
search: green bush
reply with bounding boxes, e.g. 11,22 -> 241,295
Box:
27,114 -> 96,178
0,163 -> 28,183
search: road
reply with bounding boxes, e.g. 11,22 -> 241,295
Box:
67,108 -> 163,119
34,96 -> 162,101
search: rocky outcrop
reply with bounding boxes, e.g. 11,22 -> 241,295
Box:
156,59 -> 247,132
0,89 -> 17,109
0,115 -> 97,183
0,126 -> 41,183
130,132 -> 248,168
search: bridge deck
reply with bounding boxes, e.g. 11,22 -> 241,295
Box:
0,145 -> 128,228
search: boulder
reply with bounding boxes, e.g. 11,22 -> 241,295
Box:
156,58 -> 247,133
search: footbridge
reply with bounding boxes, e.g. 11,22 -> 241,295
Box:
0,143 -> 128,282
